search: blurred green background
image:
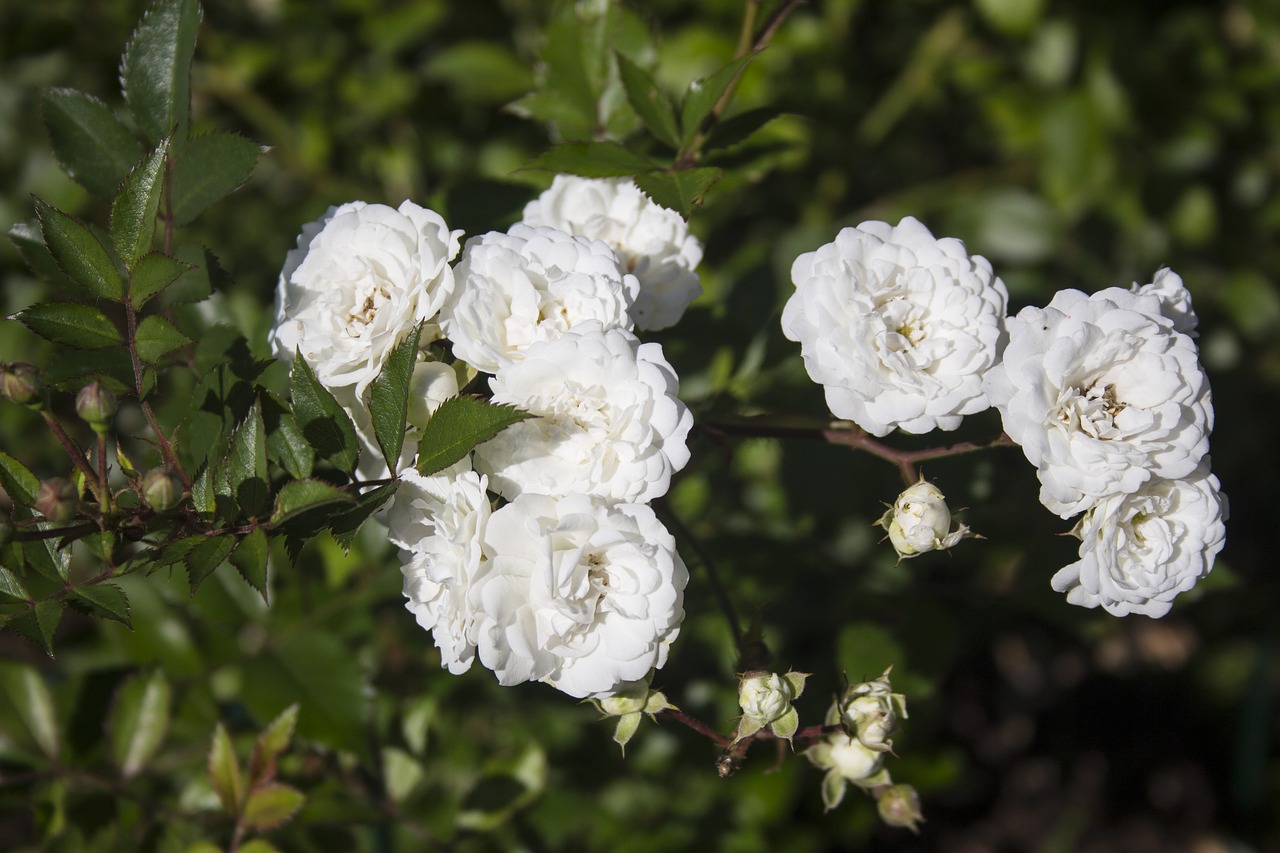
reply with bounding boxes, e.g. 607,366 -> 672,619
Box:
1,0 -> 1277,849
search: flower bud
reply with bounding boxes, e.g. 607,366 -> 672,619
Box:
878,479 -> 973,560
0,363 -> 47,408
590,679 -> 674,755
735,670 -> 808,744
142,467 -> 185,511
35,478 -> 79,523
837,667 -> 907,751
876,783 -> 924,833
75,381 -> 118,432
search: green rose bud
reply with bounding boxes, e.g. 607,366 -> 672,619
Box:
35,477 -> 79,523
0,363 -> 47,409
142,467 -> 185,511
876,783 -> 924,833
75,381 -> 118,432
735,669 -> 808,745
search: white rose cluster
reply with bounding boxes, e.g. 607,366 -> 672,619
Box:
271,178 -> 701,698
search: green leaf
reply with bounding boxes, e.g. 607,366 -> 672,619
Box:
368,326 -> 421,474
242,631 -> 365,753
111,139 -> 170,268
33,198 -> 125,300
0,663 -> 61,758
0,568 -> 29,602
40,88 -> 144,199
128,252 -> 193,309
223,399 -> 268,518
24,534 -> 72,584
615,52 -> 680,148
7,600 -> 64,658
242,783 -> 305,832
329,481 -> 398,552
703,107 -> 785,153
0,452 -> 41,507
523,142 -> 657,178
236,842 -> 281,853
247,703 -> 299,788
208,723 -> 244,816
69,583 -> 131,628
109,670 -> 171,779
134,314 -> 191,363
185,535 -> 236,595
170,132 -> 267,226
229,527 -> 268,601
266,411 -> 313,480
269,479 -> 354,527
416,396 -> 531,476
43,347 -> 137,395
289,354 -> 359,476
121,0 -> 202,145
633,168 -> 722,218
680,52 -> 760,148
8,221 -> 78,294
18,302 -> 122,350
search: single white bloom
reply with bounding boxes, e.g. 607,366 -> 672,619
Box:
781,217 -> 1009,436
472,494 -> 687,698
521,176 -> 704,331
269,200 -> 462,394
983,285 -> 1213,517
392,468 -> 493,674
878,479 -> 972,559
1051,465 -> 1227,618
474,324 -> 692,503
440,224 -> 638,374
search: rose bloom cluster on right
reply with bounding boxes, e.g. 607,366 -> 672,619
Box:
782,217 -> 1227,618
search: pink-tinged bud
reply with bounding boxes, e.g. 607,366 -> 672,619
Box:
1,363 -> 46,408
35,478 -> 79,523
142,467 -> 184,511
876,783 -> 924,833
75,381 -> 118,432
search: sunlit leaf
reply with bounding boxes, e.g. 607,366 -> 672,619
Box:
33,198 -> 125,300
416,396 -> 531,476
135,314 -> 191,363
121,0 -> 202,144
208,722 -> 243,816
17,302 -> 122,350
69,583 -> 131,628
616,52 -> 680,148
109,670 -> 171,779
40,88 -> 143,199
110,139 -> 171,268
368,325 -> 421,474
170,132 -> 268,226
289,354 -> 359,476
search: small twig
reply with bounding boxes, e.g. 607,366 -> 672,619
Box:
658,707 -> 732,748
41,412 -> 105,504
96,433 -> 112,516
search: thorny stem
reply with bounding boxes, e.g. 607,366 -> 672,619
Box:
704,414 -> 1016,488
41,412 -> 106,506
655,499 -> 748,661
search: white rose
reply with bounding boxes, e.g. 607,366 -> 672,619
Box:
269,200 -> 462,394
474,324 -> 692,503
472,494 -> 687,698
1051,465 -> 1227,618
392,468 -> 493,674
983,285 -> 1213,517
878,480 -> 971,559
781,217 -> 1009,437
440,224 -> 638,374
521,176 -> 703,331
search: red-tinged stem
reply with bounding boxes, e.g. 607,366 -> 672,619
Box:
41,412 -> 105,505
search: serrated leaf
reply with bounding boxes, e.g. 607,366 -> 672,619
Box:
224,399 -> 268,518
171,132 -> 267,226
8,221 -> 78,293
190,465 -> 214,517
0,568 -> 29,602
269,479 -> 354,527
229,527 -> 268,601
24,534 -> 72,583
266,410 -> 313,480
329,481 -> 398,552
703,107 -> 785,152
43,347 -> 136,395
186,535 -> 236,595
121,0 -> 202,145
0,663 -> 61,758
208,723 -> 243,816
242,783 -> 305,832
161,244 -> 224,306
134,314 -> 191,363
0,452 -> 41,507
7,600 -> 64,658
111,139 -> 170,268
680,52 -> 760,148
33,198 -> 125,300
523,142 -> 657,178
40,88 -> 144,199
17,302 -> 122,350
69,583 -> 131,627
247,703 -> 298,789
289,354 -> 359,476
368,326 -> 421,474
128,252 -> 192,309
109,670 -> 171,779
615,52 -> 680,148
416,396 -> 531,476
633,168 -> 722,218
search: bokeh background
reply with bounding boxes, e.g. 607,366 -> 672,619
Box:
1,0 -> 1277,849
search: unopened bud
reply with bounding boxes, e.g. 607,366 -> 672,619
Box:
75,381 -> 118,432
878,479 -> 973,560
1,363 -> 46,408
142,467 -> 184,511
876,783 -> 924,833
735,670 -> 808,743
35,478 -> 79,523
